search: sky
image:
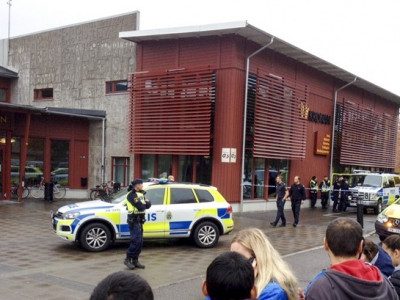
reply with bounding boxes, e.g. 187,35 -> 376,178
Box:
1,0 -> 400,96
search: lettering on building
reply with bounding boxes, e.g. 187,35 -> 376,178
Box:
314,132 -> 331,156
299,103 -> 331,125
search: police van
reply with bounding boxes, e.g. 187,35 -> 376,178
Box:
51,182 -> 234,251
348,173 -> 400,214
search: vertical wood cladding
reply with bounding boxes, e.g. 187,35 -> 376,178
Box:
338,101 -> 397,168
129,68 -> 214,155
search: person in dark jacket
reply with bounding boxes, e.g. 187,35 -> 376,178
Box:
361,239 -> 394,277
270,175 -> 289,227
305,217 -> 397,300
288,176 -> 306,227
382,235 -> 400,298
339,177 -> 349,212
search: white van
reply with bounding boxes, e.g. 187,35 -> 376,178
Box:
349,173 -> 400,214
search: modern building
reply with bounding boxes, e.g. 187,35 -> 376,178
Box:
120,21 -> 399,210
0,12 -> 138,200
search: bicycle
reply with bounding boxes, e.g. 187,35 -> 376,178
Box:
90,181 -> 120,202
31,177 -> 66,199
11,183 -> 30,199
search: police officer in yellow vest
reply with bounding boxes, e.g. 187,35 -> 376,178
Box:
309,176 -> 318,208
319,176 -> 331,209
124,179 -> 151,270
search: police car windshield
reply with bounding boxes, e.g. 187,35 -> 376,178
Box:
362,175 -> 382,187
111,188 -> 129,204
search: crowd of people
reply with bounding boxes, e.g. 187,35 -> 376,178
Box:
89,176 -> 400,300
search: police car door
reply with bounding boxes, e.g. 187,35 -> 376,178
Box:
119,187 -> 167,238
166,187 -> 198,237
387,175 -> 397,205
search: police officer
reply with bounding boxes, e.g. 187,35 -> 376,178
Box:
288,176 -> 306,227
339,177 -> 349,212
319,176 -> 331,209
124,179 -> 151,270
270,175 -> 289,227
309,176 -> 318,208
332,176 -> 342,212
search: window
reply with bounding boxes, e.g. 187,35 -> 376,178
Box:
106,80 -> 128,94
112,157 -> 130,186
195,189 -> 214,203
0,88 -> 6,102
51,140 -> 69,186
34,88 -> 53,100
26,138 -> 44,185
394,176 -> 400,186
146,188 -> 165,205
170,188 -> 197,204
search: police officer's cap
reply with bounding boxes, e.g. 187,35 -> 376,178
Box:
132,179 -> 143,186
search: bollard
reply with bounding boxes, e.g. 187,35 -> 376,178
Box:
44,182 -> 54,202
356,198 -> 363,228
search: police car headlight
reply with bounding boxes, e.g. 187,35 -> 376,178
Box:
377,214 -> 388,223
64,212 -> 80,219
370,193 -> 377,200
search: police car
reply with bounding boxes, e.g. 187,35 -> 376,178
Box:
376,199 -> 400,241
51,182 -> 234,252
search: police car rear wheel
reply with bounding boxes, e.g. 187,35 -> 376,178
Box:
80,223 -> 111,252
193,221 -> 219,248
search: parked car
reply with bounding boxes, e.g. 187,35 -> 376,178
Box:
375,199 -> 400,241
51,182 -> 234,251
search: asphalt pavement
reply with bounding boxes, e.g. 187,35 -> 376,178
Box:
0,198 -> 379,299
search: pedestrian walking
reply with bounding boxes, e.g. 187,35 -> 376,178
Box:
309,176 -> 318,208
270,175 -> 288,227
124,179 -> 151,270
332,176 -> 342,212
339,177 -> 349,212
305,218 -> 397,299
319,176 -> 330,209
288,176 -> 306,227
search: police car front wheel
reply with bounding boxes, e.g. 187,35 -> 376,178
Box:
79,223 -> 111,252
192,221 -> 219,248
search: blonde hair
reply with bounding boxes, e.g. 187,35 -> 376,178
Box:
231,228 -> 298,300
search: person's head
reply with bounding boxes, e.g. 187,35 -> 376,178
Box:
132,179 -> 143,191
294,176 -> 300,184
202,251 -> 257,300
324,176 -> 328,181
167,175 -> 175,182
311,176 -> 316,181
324,218 -> 363,260
360,239 -> 378,262
382,235 -> 400,267
90,271 -> 153,300
339,176 -> 343,182
230,228 -> 298,300
276,175 -> 283,184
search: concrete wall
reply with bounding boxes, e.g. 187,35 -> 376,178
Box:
7,12 -> 138,188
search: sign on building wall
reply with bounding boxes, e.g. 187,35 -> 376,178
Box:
221,148 -> 237,163
314,131 -> 331,156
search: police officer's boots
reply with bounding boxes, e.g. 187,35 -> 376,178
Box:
133,258 -> 145,269
124,257 -> 135,270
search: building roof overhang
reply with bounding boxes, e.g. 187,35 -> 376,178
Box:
0,103 -> 106,120
0,66 -> 18,79
120,21 -> 400,104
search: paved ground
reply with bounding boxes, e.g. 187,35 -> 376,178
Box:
0,198 -> 378,299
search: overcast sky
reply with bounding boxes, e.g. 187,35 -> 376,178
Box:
1,0 -> 399,96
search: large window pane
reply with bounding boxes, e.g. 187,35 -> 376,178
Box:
26,138 -> 44,185
196,155 -> 212,185
10,137 -> 20,184
158,155 -> 172,179
268,159 -> 289,198
0,89 -> 6,102
243,151 -> 253,199
254,158 -> 265,199
142,154 -> 155,180
51,140 -> 69,186
178,155 -> 193,182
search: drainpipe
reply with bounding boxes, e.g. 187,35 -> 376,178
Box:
101,118 -> 106,184
329,77 -> 357,179
240,37 -> 274,212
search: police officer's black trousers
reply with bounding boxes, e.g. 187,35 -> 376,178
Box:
310,192 -> 317,208
321,192 -> 329,209
332,195 -> 339,211
339,195 -> 347,212
291,200 -> 301,225
127,220 -> 143,259
273,197 -> 286,225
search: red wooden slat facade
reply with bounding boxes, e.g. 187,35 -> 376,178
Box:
129,68 -> 214,155
339,101 -> 397,168
253,71 -> 308,159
